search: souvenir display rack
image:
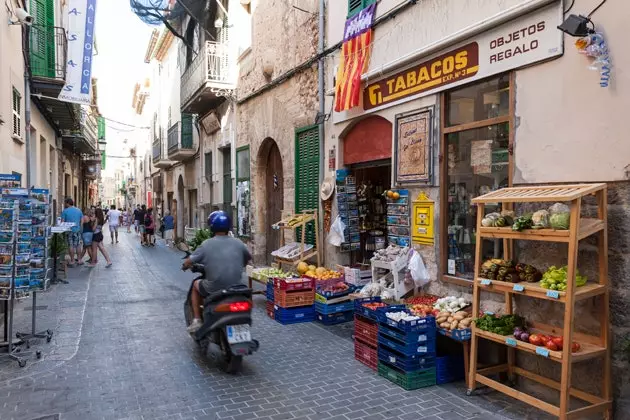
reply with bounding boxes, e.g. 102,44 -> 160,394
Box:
271,210 -> 320,267
386,190 -> 411,247
468,184 -> 612,420
337,176 -> 359,253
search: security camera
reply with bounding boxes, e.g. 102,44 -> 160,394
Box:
14,8 -> 33,26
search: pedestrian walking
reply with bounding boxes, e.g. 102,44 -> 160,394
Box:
124,207 -> 132,233
61,198 -> 83,267
79,209 -> 95,263
162,210 -> 174,247
89,208 -> 112,267
145,207 -> 156,247
106,205 -> 122,244
139,204 -> 147,246
133,204 -> 142,234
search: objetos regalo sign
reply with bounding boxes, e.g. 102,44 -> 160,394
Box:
363,2 -> 562,111
59,0 -> 97,105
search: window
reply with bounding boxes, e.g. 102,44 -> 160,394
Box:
12,88 -> 21,138
236,146 -> 250,237
348,0 -> 374,17
441,74 -> 513,284
204,152 -> 212,180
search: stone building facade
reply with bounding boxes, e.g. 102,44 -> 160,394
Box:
236,0 -> 320,263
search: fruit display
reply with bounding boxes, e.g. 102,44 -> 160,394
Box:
405,295 -> 439,305
435,310 -> 473,331
371,244 -> 409,263
474,314 -> 524,336
540,265 -> 587,291
363,302 -> 387,311
513,327 -> 581,352
304,266 -> 342,280
317,281 -> 353,295
385,190 -> 401,200
433,296 -> 469,313
407,304 -> 438,317
255,267 -> 295,279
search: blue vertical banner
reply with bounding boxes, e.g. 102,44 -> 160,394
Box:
58,0 -> 97,105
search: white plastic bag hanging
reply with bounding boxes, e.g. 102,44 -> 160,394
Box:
327,216 -> 345,247
408,249 -> 430,288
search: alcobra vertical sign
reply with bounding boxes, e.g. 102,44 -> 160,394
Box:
59,0 -> 97,105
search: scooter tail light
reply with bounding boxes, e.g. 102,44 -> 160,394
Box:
215,301 -> 252,312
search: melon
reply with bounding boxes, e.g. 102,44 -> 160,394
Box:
308,265 -> 317,272
315,267 -> 327,277
297,261 -> 309,275
305,270 -> 316,277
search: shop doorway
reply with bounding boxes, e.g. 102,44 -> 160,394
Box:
188,189 -> 198,228
260,139 -> 284,265
176,175 -> 185,239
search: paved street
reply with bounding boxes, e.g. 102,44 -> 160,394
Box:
0,230 -> 541,420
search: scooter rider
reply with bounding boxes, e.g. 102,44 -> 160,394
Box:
182,211 -> 252,333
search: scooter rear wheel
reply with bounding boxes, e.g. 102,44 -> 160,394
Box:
219,331 -> 243,374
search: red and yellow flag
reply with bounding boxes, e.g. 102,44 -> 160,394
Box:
335,30 -> 373,112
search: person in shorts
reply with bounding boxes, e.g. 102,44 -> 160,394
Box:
133,204 -> 142,233
106,205 -> 122,244
61,198 -> 83,267
144,207 -> 156,246
138,205 -> 147,245
162,210 -> 174,247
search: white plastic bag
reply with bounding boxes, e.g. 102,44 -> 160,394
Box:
327,216 -> 345,247
408,249 -> 430,288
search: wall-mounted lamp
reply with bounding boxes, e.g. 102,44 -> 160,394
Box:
557,14 -> 593,37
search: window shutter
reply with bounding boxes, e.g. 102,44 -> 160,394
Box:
12,89 -> 21,137
205,152 -> 212,180
29,0 -> 56,78
295,126 -> 320,245
181,114 -> 193,148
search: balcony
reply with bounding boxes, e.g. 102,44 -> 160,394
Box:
180,41 -> 234,114
61,111 -> 98,155
153,135 -> 174,169
167,118 -> 196,161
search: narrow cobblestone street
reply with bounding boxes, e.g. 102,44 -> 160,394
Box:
0,229 -> 536,420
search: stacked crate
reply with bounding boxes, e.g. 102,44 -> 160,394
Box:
314,293 -> 355,325
353,297 -> 385,371
265,280 -> 275,319
377,308 -> 437,390
273,277 -> 316,325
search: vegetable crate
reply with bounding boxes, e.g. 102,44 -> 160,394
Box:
316,310 -> 353,325
436,354 -> 465,385
378,321 -> 436,357
354,297 -> 387,321
315,293 -> 351,305
265,301 -> 275,319
273,277 -> 315,291
378,310 -> 435,333
354,315 -> 379,347
438,327 -> 471,342
266,281 -> 274,301
378,343 -> 436,372
274,289 -> 315,308
316,284 -> 357,299
274,305 -> 315,325
314,300 -> 355,315
355,338 -> 378,371
377,362 -> 436,391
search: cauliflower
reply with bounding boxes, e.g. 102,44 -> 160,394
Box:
532,209 -> 550,228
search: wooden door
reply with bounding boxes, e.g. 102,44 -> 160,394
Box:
265,143 -> 284,265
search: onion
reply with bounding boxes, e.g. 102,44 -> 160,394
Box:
520,332 -> 530,342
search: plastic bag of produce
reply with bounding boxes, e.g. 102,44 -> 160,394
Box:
327,216 -> 345,247
408,249 -> 430,288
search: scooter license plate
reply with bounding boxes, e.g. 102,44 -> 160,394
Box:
226,324 -> 251,344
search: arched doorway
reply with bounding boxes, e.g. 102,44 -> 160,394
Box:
258,138 -> 284,265
177,175 -> 185,239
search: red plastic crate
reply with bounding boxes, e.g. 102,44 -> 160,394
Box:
273,277 -> 315,291
274,288 -> 315,308
354,315 -> 378,347
354,338 -> 377,371
266,301 -> 275,319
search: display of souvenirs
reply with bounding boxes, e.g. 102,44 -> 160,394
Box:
386,190 -> 411,247
337,174 -> 360,253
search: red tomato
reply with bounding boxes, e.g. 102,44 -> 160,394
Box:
545,340 -> 559,351
528,334 -> 544,346
551,336 -> 564,350
571,342 -> 581,353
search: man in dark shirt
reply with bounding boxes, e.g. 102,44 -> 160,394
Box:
138,204 -> 147,246
133,204 -> 141,233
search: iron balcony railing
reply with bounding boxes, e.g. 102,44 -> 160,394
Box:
180,41 -> 232,107
29,25 -> 67,81
153,137 -> 161,161
167,118 -> 194,152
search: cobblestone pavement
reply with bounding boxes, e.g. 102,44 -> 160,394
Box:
0,229 -> 545,420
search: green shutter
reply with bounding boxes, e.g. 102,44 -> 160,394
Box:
348,0 -> 375,17
98,117 -> 106,140
181,114 -> 193,148
295,126 -> 319,245
101,150 -> 106,170
29,0 -> 55,78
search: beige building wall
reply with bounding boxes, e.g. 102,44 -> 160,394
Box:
236,0 -> 319,262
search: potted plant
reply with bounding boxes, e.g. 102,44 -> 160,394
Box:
50,233 -> 68,262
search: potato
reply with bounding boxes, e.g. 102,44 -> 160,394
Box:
460,318 -> 472,327
438,311 -> 451,318
436,316 -> 448,323
440,322 -> 451,329
455,311 -> 468,317
447,316 -> 454,323
453,313 -> 466,321
450,320 -> 459,330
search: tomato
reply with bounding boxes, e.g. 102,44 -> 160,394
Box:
528,334 -> 544,346
571,342 -> 581,353
545,340 -> 559,351
551,336 -> 564,350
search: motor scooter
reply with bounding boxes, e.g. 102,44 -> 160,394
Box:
178,243 -> 259,373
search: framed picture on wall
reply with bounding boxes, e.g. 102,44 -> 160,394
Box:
394,107 -> 434,184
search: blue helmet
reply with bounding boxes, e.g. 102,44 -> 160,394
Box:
207,210 -> 221,228
209,210 -> 231,233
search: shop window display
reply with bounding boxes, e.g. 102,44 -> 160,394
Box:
444,75 -> 511,280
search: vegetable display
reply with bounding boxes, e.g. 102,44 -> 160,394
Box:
540,265 -> 587,290
515,263 -> 543,283
385,311 -> 420,322
435,310 -> 473,331
532,210 -> 550,228
433,296 -> 469,313
479,259 -> 517,282
481,210 -> 514,228
513,327 -> 581,352
512,215 -> 534,231
256,267 -> 294,279
474,314 -> 524,336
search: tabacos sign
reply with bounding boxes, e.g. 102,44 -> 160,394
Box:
363,2 -> 562,111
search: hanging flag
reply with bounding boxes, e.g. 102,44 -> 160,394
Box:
59,0 -> 97,105
335,4 -> 376,112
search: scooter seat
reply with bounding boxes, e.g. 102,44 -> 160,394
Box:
206,285 -> 253,303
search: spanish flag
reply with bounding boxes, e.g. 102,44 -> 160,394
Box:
335,29 -> 374,112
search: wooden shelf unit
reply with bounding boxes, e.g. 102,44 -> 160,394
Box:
272,210 -> 321,268
468,183 -> 612,420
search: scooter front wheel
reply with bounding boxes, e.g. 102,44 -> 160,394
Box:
219,331 -> 243,374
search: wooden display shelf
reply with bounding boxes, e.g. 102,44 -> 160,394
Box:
477,218 -> 604,242
473,327 -> 606,363
475,278 -> 607,302
273,249 -> 319,266
470,183 -> 607,204
272,210 -> 321,268
272,214 -> 315,230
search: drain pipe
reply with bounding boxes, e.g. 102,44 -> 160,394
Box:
317,0 -> 325,264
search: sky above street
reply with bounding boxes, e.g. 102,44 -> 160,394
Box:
93,0 -> 155,175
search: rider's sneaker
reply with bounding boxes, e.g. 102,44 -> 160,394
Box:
187,319 -> 202,334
